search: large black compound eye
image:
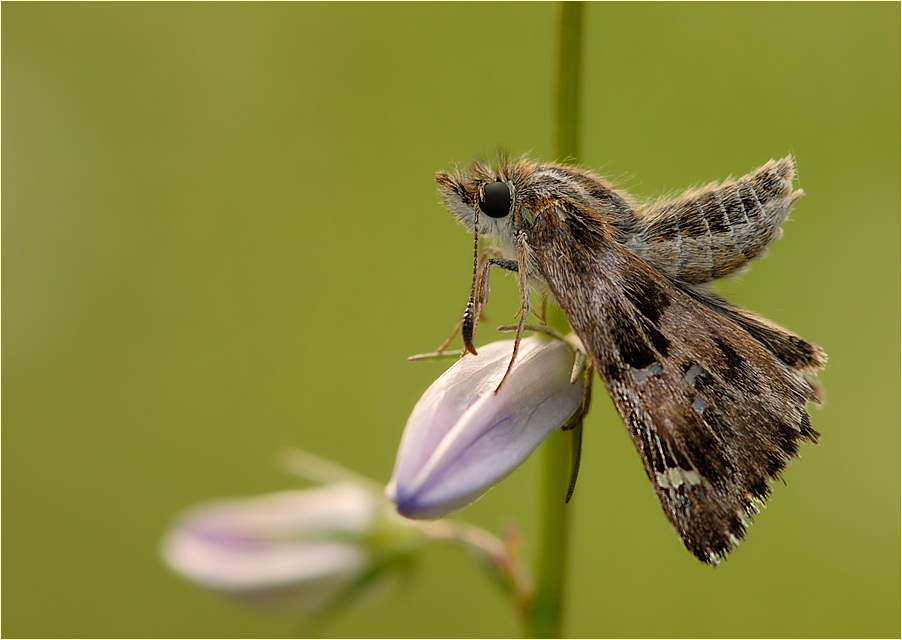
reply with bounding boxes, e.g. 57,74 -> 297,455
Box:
478,181 -> 512,218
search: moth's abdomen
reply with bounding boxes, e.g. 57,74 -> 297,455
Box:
629,157 -> 802,284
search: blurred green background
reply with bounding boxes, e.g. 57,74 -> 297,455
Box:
4,3 -> 899,637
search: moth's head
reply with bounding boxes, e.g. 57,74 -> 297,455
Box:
435,158 -> 532,243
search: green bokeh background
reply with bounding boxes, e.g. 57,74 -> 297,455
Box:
4,3 -> 899,637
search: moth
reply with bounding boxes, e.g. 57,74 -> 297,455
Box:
434,155 -> 825,564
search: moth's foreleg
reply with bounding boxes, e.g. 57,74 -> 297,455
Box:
460,249 -> 517,355
494,230 -> 532,392
416,246 -> 507,359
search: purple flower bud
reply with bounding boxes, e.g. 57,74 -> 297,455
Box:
386,336 -> 582,519
162,483 -> 386,609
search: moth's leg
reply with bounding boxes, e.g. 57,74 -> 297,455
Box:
563,361 -> 594,430
562,362 -> 594,503
535,291 -> 548,326
460,252 -> 518,355
476,258 -> 519,316
495,230 -> 532,392
428,247 -> 507,356
566,420 -> 583,504
497,323 -> 567,343
427,315 -> 465,357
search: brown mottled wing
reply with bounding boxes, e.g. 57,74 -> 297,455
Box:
531,206 -> 823,563
627,157 -> 802,284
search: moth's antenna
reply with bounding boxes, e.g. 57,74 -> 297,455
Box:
460,204 -> 480,356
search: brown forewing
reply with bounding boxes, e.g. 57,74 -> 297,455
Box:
531,204 -> 822,563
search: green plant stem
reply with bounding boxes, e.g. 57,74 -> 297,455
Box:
524,3 -> 584,638
526,428 -> 575,638
554,2 -> 583,163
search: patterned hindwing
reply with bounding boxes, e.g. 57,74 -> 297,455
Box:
530,207 -> 821,563
627,157 -> 802,284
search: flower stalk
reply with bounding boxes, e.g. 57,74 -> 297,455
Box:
523,3 -> 584,637
420,519 -> 533,614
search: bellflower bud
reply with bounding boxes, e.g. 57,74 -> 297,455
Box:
162,482 -> 416,610
386,336 -> 583,520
